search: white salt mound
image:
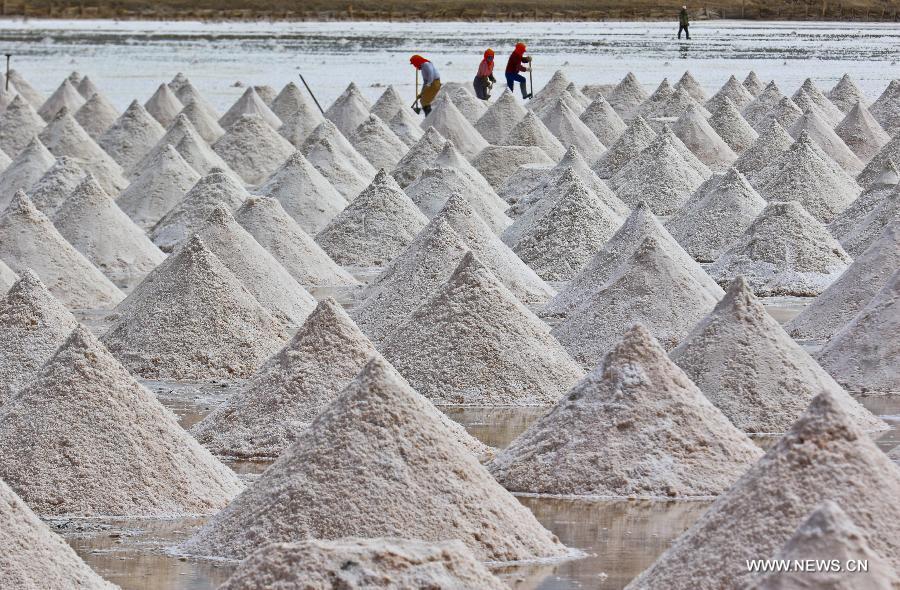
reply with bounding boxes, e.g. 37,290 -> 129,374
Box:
276,91 -> 324,148
420,94 -> 488,160
606,72 -> 649,120
0,325 -> 245,517
98,100 -> 166,173
117,143 -> 201,231
0,95 -> 46,156
52,175 -> 165,287
213,114 -> 294,185
235,196 -> 357,287
348,113 -> 408,171
750,502 -> 900,590
475,89 -> 527,144
272,82 -> 319,124
73,92 -> 119,141
178,356 -> 568,561
253,85 -> 278,106
324,82 -> 373,138
858,131 -> 900,188
707,96 -> 759,154
103,235 -> 288,380
0,136 -> 54,205
671,277 -> 886,434
793,78 -> 848,128
836,184 -> 898,257
174,80 -> 220,121
666,167 -> 766,262
0,260 -> 15,293
490,324 -> 762,497
175,124 -> 241,184
472,145 -> 553,190
390,126 -> 445,188
672,104 -> 737,171
868,80 -> 900,134
817,268 -> 900,394
789,108 -> 864,175
527,69 -> 575,115
144,82 -> 184,128
709,200 -> 853,296
219,87 -> 282,131
766,94 -> 803,131
0,85 -> 17,112
674,70 -> 707,103
540,97 -> 606,162
6,69 -> 45,109
351,217 -> 469,345
835,160 -> 898,237
448,86 -> 487,123
0,191 -> 123,309
706,74 -> 755,111
37,78 -> 85,122
0,478 -> 117,590
386,106 -> 424,147
592,115 -> 657,179
742,81 -> 786,131
743,71 -> 765,96
552,235 -> 719,368
370,85 -> 406,121
0,269 -> 77,401
734,119 -> 795,182
127,113 -> 196,177
580,94 -> 626,147
503,110 -> 565,160
179,99 -> 226,144
301,119 -> 377,200
219,538 -> 506,590
789,221 -> 900,341
26,156 -> 86,215
497,162 -> 553,205
835,102 -> 890,163
405,165 -> 511,235
829,73 -> 870,113
76,75 -> 100,100
624,389 -> 900,590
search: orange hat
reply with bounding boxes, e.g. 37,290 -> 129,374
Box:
410,54 -> 428,68
484,48 -> 494,59
514,42 -> 527,54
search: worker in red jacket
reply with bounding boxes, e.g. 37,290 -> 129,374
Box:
505,42 -> 532,99
473,48 -> 496,100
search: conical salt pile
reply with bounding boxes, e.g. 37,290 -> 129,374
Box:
527,69 -> 574,115
382,252 -> 581,405
610,130 -> 708,215
742,81 -> 786,131
0,270 -> 77,399
168,72 -> 189,93
192,300 -> 488,463
38,107 -> 128,195
757,132 -> 861,223
625,390 -> 900,590
324,82 -> 372,138
98,100 -> 166,172
674,70 -> 707,103
592,115 -> 657,179
540,97 -> 606,162
829,73 -> 869,113
503,110 -> 565,160
542,202 -> 722,318
646,86 -> 711,126
128,113 -> 196,176
256,150 -> 346,236
789,222 -> 898,341
174,80 -> 221,122
0,478 -> 117,589
0,260 -> 15,293
0,137 -> 54,205
671,277 -> 885,434
503,169 -> 623,281
751,502 -> 900,590
709,200 -> 852,296
77,75 -> 99,100
27,156 -> 86,215
607,72 -> 649,120
789,107 -> 864,175
420,94 -> 488,160
174,123 -> 240,182
352,218 -> 468,345
0,325 -> 245,516
391,126 -> 446,187
767,94 -> 803,130
0,192 -> 123,309
52,175 -> 165,287
497,162 -> 554,205
301,119 -> 376,199
472,145 -> 553,190
73,92 -> 119,141
253,85 -> 277,106
316,169 -> 428,267
219,87 -> 282,131
869,79 -> 900,134
0,84 -> 17,112
835,102 -> 890,163
37,78 -> 85,122
0,95 -> 45,156
707,74 -> 755,111
816,269 -> 899,394
475,89 -> 527,144
579,94 -> 626,147
448,86 -> 488,124
835,160 -> 898,237
858,130 -> 900,188
540,88 -> 584,119
212,114 -> 294,185
6,70 -> 45,109
707,96 -> 759,154
219,538 -> 506,590
793,78 -> 846,128
197,204 -> 315,327
179,99 -> 226,144
672,104 -> 737,171
117,144 -> 201,231
838,184 -> 898,257
150,168 -> 249,252
734,119 -> 795,182
144,82 -> 183,128
348,113 -> 408,171
370,85 -> 405,121
235,196 -> 357,287
490,323 -> 762,496
638,78 -> 675,120
181,356 -> 568,560
666,167 -> 766,262
552,235 -> 719,368
274,83 -> 323,141
386,106 -> 424,147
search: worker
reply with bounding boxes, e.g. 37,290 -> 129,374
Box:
410,54 -> 441,116
678,6 -> 691,40
473,48 -> 496,100
505,42 -> 532,99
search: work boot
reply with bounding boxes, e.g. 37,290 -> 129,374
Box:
520,81 -> 531,99
422,104 -> 432,116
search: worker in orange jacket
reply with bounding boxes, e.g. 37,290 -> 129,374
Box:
473,48 -> 496,100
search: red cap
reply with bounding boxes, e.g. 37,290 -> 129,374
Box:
484,48 -> 494,59
514,42 -> 527,54
410,55 -> 428,68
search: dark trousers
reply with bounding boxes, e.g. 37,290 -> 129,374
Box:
474,76 -> 491,100
505,72 -> 528,98
678,24 -> 690,39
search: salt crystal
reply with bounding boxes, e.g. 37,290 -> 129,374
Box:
472,145 -> 553,190
72,92 -> 119,141
706,74 -> 755,111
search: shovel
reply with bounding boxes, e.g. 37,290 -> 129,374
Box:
411,68 -> 421,114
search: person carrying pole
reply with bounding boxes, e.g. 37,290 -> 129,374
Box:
678,6 -> 691,40
410,54 -> 441,116
505,42 -> 532,100
473,48 -> 496,101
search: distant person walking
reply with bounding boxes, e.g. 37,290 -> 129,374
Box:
474,48 -> 496,100
505,42 -> 533,99
410,54 -> 441,115
678,6 -> 691,40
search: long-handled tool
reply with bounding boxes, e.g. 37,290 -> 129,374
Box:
298,73 -> 325,115
4,54 -> 10,91
411,67 -> 421,114
527,60 -> 533,100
